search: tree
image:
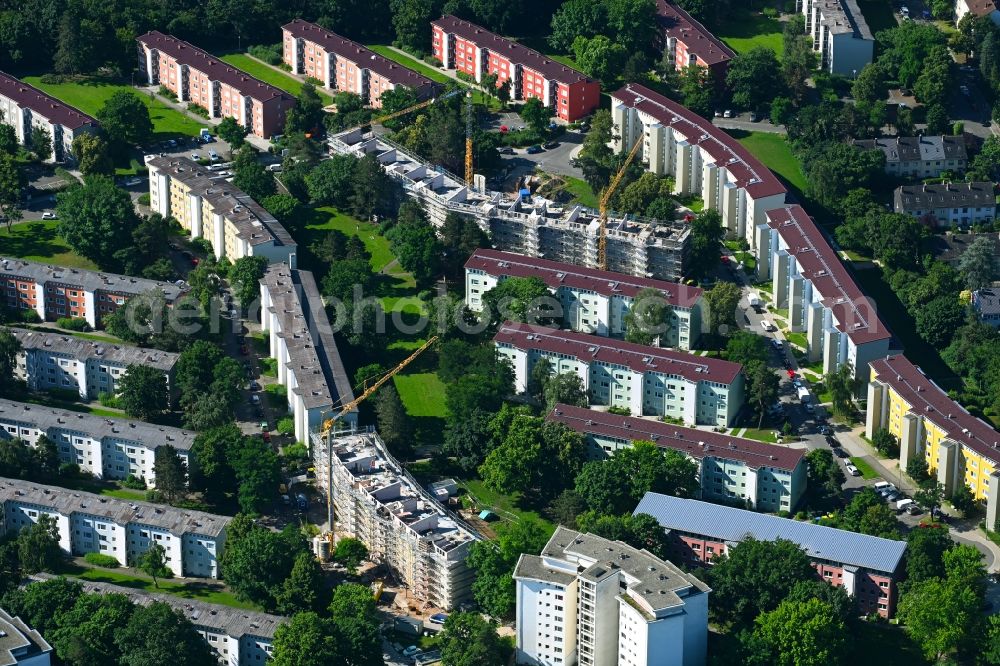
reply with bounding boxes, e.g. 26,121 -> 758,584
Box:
943,543 -> 986,599
230,436 -> 281,514
925,103 -> 950,135
548,0 -> 605,51
232,145 -> 276,201
115,602 -> 216,666
624,287 -> 672,345
215,116 -> 247,152
1,577 -> 83,635
576,511 -> 673,561
221,521 -> 306,610
190,424 -> 241,499
229,255 -> 268,310
152,445 -> 186,503
782,15 -> 818,103
575,440 -> 699,514
385,202 -> 443,286
374,384 -> 413,459
915,296 -> 965,348
676,63 -> 716,118
898,578 -> 979,661
906,522 -> 952,583
852,63 -> 888,103
322,258 -> 375,303
805,449 -> 845,504
0,326 -> 21,391
271,612 -> 344,666
801,142 -> 885,210
479,415 -> 586,499
725,331 -> 770,367
520,97 -> 552,135
327,583 -> 382,665
951,484 -> 977,517
959,235 -> 997,291
824,362 -> 855,418
751,597 -> 848,666
30,125 -> 51,161
285,83 -> 324,135
49,591 -> 134,666
96,91 -> 152,149
56,175 -> 140,270
440,213 -> 490,277
0,124 -> 17,156
17,514 -> 62,573
605,0 -> 657,52
572,35 -> 627,83
306,154 -> 357,207
687,209 -> 725,282
542,372 -> 588,412
0,153 -> 25,232
333,537 -> 369,574
275,551 -> 324,614
704,281 -> 742,341
907,456 -> 930,483
467,518 -> 551,618
439,612 -> 504,666
840,488 -> 901,539
481,276 -> 555,326
770,96 -> 795,126
727,47 -> 786,111
117,365 -> 168,420
984,615 -> 1000,665
138,543 -> 170,587
745,361 -> 780,428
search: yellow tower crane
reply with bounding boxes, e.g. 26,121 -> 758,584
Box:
465,91 -> 474,188
597,135 -> 644,271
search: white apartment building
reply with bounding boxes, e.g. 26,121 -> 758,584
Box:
754,205 -> 891,380
494,322 -> 744,427
11,328 -> 178,402
547,403 -> 807,512
854,135 -> 967,179
259,265 -> 356,443
514,527 -> 710,666
0,608 -> 51,666
893,182 -> 997,228
465,249 -> 704,350
797,0 -> 874,76
0,399 -> 194,487
610,83 -> 788,244
311,430 -> 478,610
0,478 -> 228,577
0,70 -> 99,163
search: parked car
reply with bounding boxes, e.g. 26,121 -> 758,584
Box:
846,463 -> 861,477
402,646 -> 422,658
250,394 -> 260,404
907,503 -> 923,515
266,163 -> 283,172
295,493 -> 308,511
124,177 -> 142,187
429,613 -> 448,625
41,212 -> 57,220
714,110 -> 722,117
833,447 -> 849,459
191,153 -> 200,161
886,491 -> 900,502
804,403 -> 815,413
543,141 -> 559,149
819,425 -> 832,436
526,145 -> 544,154
749,111 -> 758,122
723,109 -> 734,118
771,339 -> 783,350
826,435 -> 840,447
498,147 -> 515,155
249,380 -> 261,391
208,150 -> 219,161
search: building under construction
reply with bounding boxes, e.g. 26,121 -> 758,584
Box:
311,428 -> 479,610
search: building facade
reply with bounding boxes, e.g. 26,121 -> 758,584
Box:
514,527 -> 710,666
147,156 -> 297,267
893,182 -> 997,228
494,322 -> 744,427
797,0 -> 874,75
0,257 -> 184,329
956,0 -> 1000,25
547,403 -> 807,512
754,205 -> 892,379
431,15 -> 600,122
635,493 -> 907,617
0,608 -> 51,666
464,249 -> 704,349
0,70 -> 98,163
854,135 -> 967,178
655,0 -> 734,80
0,478 -> 228,577
282,20 -> 437,107
973,289 -> 1000,327
137,31 -> 294,138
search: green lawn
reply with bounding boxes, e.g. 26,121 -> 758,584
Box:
366,45 -> 453,85
66,564 -> 259,610
218,53 -> 333,104
733,132 -> 807,193
0,221 -> 96,269
22,77 -> 203,139
739,428 -> 778,443
716,8 -> 784,58
290,207 -> 395,273
20,391 -> 124,419
784,331 -> 808,349
561,176 -> 599,209
460,479 -> 555,531
393,372 -> 449,418
857,0 -> 899,34
850,457 -> 879,479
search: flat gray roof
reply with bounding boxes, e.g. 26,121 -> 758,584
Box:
0,608 -> 51,666
0,257 -> 184,301
11,328 -> 179,371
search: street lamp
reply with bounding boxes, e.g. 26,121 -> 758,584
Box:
852,69 -> 857,79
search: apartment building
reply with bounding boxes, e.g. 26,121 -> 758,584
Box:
259,265 -> 356,443
137,31 -> 294,138
330,129 -> 692,281
0,71 -> 98,164
514,527 -> 709,666
0,478 -> 228,577
867,354 -> 1000,527
0,399 -> 193,486
311,430 -> 478,609
11,328 -> 179,402
494,322 -> 744,426
39,576 -> 282,666
282,20 -> 436,107
797,0 -> 874,76
956,0 -> 1000,25
635,493 -> 908,617
465,249 -> 704,349
431,15 -> 600,122
611,83 -> 787,243
656,0 -> 734,80
147,156 -> 297,267
0,608 -> 51,666
754,205 -> 891,380
0,257 -> 184,329
854,135 -> 967,178
547,403 -> 806,512
973,289 -> 1000,327
893,181 -> 997,228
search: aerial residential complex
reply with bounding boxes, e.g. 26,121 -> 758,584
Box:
282,19 -> 437,107
0,257 -> 184,329
797,0 -> 874,76
11,328 -> 179,402
610,83 -> 788,243
655,0 -> 734,80
311,430 -> 479,610
0,478 -> 228,577
0,399 -> 194,486
893,182 -> 997,228
431,15 -> 600,122
147,156 -> 298,267
259,265 -> 356,443
547,404 -> 807,512
494,322 -> 744,426
0,70 -> 99,164
514,527 -> 710,666
754,204 -> 892,379
137,31 -> 295,138
0,608 -> 51,666
635,493 -> 908,617
464,249 -> 704,350
854,135 -> 968,178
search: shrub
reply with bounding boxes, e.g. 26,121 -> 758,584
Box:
277,416 -> 295,436
500,128 -> 545,148
138,193 -> 151,206
304,76 -> 323,87
187,103 -> 209,118
145,489 -> 164,503
191,238 -> 214,256
20,309 -> 41,323
121,474 -> 146,490
84,552 -> 120,568
953,121 -> 964,136
40,73 -> 69,84
607,406 -> 631,416
158,85 -> 177,101
424,56 -> 442,67
47,387 -> 81,402
59,462 -> 80,477
265,384 -> 287,400
283,442 -> 308,462
763,6 -> 779,18
249,43 -> 283,66
98,392 -> 120,408
56,317 -> 90,331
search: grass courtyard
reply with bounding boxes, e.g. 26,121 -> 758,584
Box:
365,45 -> 453,85
460,479 -> 556,531
284,206 -> 395,274
849,457 -> 880,479
218,53 -> 333,104
732,131 -> 807,194
716,7 -> 784,58
393,372 -> 448,418
0,220 -> 96,270
561,176 -> 599,209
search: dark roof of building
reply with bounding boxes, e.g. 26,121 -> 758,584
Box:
137,31 -> 294,103
813,0 -> 874,39
766,205 -> 891,345
281,20 -> 435,92
431,15 -> 595,85
871,354 -> 1000,465
465,249 -> 703,307
547,403 -> 805,472
656,0 -> 735,66
854,135 -> 967,164
929,232 -> 1000,265
974,289 -> 1000,316
0,70 -> 98,130
635,492 -> 907,574
894,182 -> 997,212
494,321 -> 743,384
611,83 -> 786,200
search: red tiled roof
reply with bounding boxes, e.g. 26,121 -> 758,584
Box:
871,354 -> 1000,464
138,31 -> 294,103
547,403 -> 805,472
765,205 -> 891,345
431,15 -> 594,85
494,321 -> 742,384
611,83 -> 785,199
465,249 -> 703,307
656,0 -> 735,67
0,70 -> 98,130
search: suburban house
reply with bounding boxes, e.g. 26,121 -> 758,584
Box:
973,289 -> 1000,326
0,70 -> 99,163
656,0 -> 735,81
853,135 -> 967,178
893,182 -> 997,228
797,0 -> 874,76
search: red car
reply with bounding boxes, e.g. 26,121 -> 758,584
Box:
262,431 -> 271,443
499,125 -> 509,133
720,255 -> 730,264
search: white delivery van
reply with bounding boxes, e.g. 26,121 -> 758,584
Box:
797,386 -> 811,402
896,498 -> 915,512
874,481 -> 892,492
748,292 -> 761,307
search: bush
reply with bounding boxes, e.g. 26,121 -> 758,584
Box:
187,103 -> 209,118
21,309 -> 41,323
121,474 -> 146,490
277,416 -> 295,435
98,392 -> 120,408
59,462 -> 80,477
84,552 -> 120,568
265,384 -> 287,400
283,442 -> 308,462
158,85 -> 177,101
56,317 -> 90,331
763,6 -> 779,18
40,73 -> 69,84
191,238 -> 214,256
138,193 -> 151,206
607,406 -> 632,416
953,121 -> 964,136
424,56 -> 442,67
249,43 -> 283,66
46,387 -> 81,402
145,489 -> 164,503
304,76 -> 323,87
501,128 -> 545,148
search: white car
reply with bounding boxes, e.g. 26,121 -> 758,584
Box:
124,177 -> 142,187
723,109 -> 734,118
209,150 -> 219,161
846,463 -> 861,477
250,394 -> 260,405
771,339 -> 783,349
41,212 -> 57,220
762,320 -> 776,332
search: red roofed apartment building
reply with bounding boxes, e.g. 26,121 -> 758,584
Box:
137,31 -> 295,139
430,15 -> 600,122
656,0 -> 735,80
281,20 -> 438,108
0,70 -> 98,163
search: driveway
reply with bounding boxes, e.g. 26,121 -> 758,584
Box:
498,130 -> 585,179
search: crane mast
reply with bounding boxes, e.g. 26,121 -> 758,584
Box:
597,135 -> 644,271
